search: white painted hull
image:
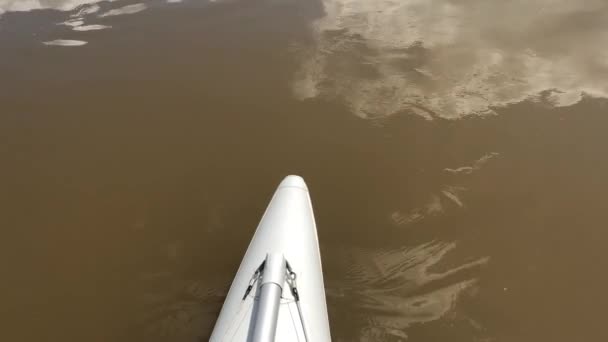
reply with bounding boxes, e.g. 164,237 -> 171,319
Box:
210,176 -> 331,341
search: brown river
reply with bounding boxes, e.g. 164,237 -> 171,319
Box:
2,0 -> 608,341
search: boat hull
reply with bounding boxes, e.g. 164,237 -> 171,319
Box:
210,175 -> 331,341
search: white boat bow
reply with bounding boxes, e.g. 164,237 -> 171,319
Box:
210,175 -> 331,342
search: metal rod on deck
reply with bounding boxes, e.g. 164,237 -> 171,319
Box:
251,253 -> 286,342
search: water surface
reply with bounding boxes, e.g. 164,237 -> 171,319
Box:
2,0 -> 607,341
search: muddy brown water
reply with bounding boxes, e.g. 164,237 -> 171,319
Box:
2,0 -> 608,341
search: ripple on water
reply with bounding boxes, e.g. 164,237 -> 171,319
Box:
138,273 -> 228,341
329,241 -> 489,340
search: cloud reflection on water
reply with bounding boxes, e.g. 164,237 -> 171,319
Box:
99,3 -> 147,17
0,0 -> 107,14
0,0 -> 152,46
43,39 -> 88,46
294,0 -> 608,119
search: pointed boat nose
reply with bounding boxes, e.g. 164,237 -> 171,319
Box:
278,175 -> 308,191
209,174 -> 331,342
